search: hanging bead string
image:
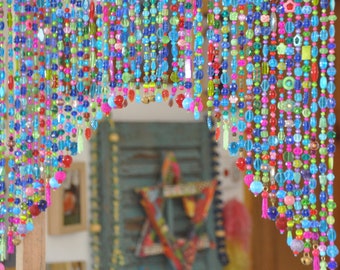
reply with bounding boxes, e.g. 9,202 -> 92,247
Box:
284,0 -> 303,256
318,1 -> 330,268
248,0 -> 265,197
181,0 -> 193,112
211,0 -> 221,140
141,0 -> 151,104
235,0 -> 246,156
319,1 -> 338,268
177,0 -> 186,104
227,0 -> 239,156
25,0 -> 39,236
158,0 -> 170,104
267,1 -> 278,223
120,0 -> 131,107
183,0 -> 194,114
206,0 -> 216,131
0,1 -> 7,261
297,0 -> 315,264
220,0 -> 230,150
258,0 -> 272,220
308,0 -> 321,266
325,1 -> 337,269
275,0 -> 292,246
134,0 -> 143,103
243,0 -> 258,191
192,0 -> 204,119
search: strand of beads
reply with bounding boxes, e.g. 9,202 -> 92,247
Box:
181,0 -> 195,113
297,0 -> 316,264
317,1 -> 331,267
235,0 -> 246,155
220,0 -> 230,150
308,0 -> 322,265
319,1 -> 339,268
157,0 -> 171,103
192,0 -> 204,119
268,2 -> 280,224
241,0 -> 255,183
141,0 -> 151,104
211,0 -> 222,139
205,0 -> 216,131
175,0 -> 186,108
258,0 -> 272,219
0,0 -> 7,261
227,0 -> 239,156
25,0 -> 40,235
324,1 -> 337,268
247,0 -> 264,197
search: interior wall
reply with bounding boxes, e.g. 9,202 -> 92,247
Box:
45,103 -> 245,269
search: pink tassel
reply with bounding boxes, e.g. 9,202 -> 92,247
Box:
7,234 -> 14,254
313,249 -> 320,270
46,182 -> 51,206
261,191 -> 269,219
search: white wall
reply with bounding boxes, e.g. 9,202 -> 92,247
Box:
45,102 -> 245,269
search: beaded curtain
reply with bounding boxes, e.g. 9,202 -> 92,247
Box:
0,0 -> 337,269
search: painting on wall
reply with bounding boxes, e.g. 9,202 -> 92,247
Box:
46,261 -> 86,270
48,162 -> 87,235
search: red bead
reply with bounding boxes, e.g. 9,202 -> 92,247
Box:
270,184 -> 277,190
128,89 -> 135,102
114,95 -> 124,108
170,4 -> 178,11
8,75 -> 14,90
208,43 -> 214,62
236,157 -> 246,171
175,94 -> 185,108
311,62 -> 319,83
275,217 -> 287,231
85,128 -> 92,140
162,90 -> 169,101
29,205 -> 41,217
62,155 -> 73,168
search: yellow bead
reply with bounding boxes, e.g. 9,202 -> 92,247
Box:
302,46 -> 311,60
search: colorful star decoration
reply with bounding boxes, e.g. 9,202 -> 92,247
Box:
135,152 -> 218,270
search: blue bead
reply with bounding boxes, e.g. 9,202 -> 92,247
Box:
301,209 -> 309,217
267,207 -> 278,221
285,209 -> 294,218
327,246 -> 339,258
328,261 -> 338,269
320,191 -> 327,203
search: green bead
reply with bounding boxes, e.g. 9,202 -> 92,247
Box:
327,216 -> 335,225
327,201 -> 337,211
327,131 -> 336,139
301,198 -> 309,206
283,77 -> 295,90
294,106 -> 302,114
319,175 -> 327,185
283,151 -> 293,162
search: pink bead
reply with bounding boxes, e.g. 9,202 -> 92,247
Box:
238,60 -> 246,66
293,147 -> 303,155
25,187 -> 35,197
55,171 -> 67,182
101,102 -> 112,114
261,96 -> 268,103
284,195 -> 295,206
244,174 -> 254,187
231,126 -> 238,133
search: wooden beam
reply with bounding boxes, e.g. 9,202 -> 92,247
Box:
16,213 -> 46,270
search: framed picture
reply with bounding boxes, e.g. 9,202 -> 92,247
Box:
48,162 -> 87,235
46,261 -> 86,270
